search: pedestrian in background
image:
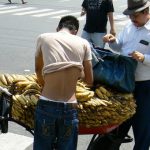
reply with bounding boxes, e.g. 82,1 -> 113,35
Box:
34,15 -> 93,150
80,0 -> 116,48
103,0 -> 150,149
8,0 -> 27,4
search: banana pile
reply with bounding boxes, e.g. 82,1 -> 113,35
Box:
0,73 -> 41,129
0,74 -> 38,87
0,74 -> 136,130
77,82 -> 136,128
76,81 -> 94,102
12,93 -> 39,129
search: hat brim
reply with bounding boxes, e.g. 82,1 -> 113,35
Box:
123,1 -> 150,15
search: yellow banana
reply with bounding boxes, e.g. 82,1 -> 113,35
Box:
30,95 -> 38,105
0,81 -> 5,87
76,90 -> 90,98
24,82 -> 41,91
15,81 -> 32,88
30,74 -> 37,82
4,73 -> 14,85
87,91 -> 94,99
23,89 -> 41,95
0,74 -> 8,86
25,75 -> 36,82
99,86 -> 107,95
76,86 -> 87,93
95,89 -> 104,99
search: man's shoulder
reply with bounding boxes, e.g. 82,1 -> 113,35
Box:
39,32 -> 56,38
37,32 -> 58,42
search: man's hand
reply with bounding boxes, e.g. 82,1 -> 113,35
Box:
81,11 -> 86,16
81,8 -> 86,16
110,29 -> 116,36
103,34 -> 116,43
128,51 -> 145,62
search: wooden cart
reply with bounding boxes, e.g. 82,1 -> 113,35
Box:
0,86 -> 132,150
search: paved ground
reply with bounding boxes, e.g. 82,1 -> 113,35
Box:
0,0 -> 149,150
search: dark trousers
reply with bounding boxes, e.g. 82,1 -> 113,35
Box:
115,80 -> 150,150
132,80 -> 150,150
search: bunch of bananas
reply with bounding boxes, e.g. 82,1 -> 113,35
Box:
11,80 -> 41,95
78,84 -> 136,128
12,93 -> 39,129
0,73 -> 41,129
0,73 -> 38,88
76,80 -> 94,102
95,86 -> 112,100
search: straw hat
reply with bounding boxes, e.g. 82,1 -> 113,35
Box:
123,0 -> 150,15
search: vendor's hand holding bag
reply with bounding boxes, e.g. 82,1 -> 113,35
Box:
92,46 -> 137,93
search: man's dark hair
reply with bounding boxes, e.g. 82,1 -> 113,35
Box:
57,15 -> 79,31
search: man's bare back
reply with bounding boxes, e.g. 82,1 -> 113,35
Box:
41,67 -> 81,102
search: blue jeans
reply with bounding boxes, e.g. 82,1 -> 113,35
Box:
33,99 -> 79,150
81,30 -> 106,48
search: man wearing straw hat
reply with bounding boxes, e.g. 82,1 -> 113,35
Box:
103,0 -> 150,149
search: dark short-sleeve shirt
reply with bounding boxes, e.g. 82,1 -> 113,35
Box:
82,0 -> 114,33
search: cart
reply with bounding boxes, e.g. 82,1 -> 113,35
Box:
0,86 -> 132,150
0,86 -> 34,135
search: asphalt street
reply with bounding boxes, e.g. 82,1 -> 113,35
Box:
0,0 -> 137,150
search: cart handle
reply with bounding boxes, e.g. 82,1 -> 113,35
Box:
0,86 -> 12,96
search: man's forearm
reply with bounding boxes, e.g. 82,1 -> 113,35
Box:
35,70 -> 44,87
108,12 -> 115,35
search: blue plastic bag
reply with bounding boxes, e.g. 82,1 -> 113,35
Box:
92,46 -> 137,93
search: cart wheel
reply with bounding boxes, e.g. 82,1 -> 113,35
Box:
1,120 -> 8,133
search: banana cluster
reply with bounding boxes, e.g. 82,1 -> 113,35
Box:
0,73 -> 41,129
0,73 -> 38,88
11,80 -> 41,95
12,94 -> 39,129
78,84 -> 136,128
0,74 -> 136,130
95,86 -> 112,100
76,81 -> 94,102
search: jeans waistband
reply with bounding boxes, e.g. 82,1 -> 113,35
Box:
38,99 -> 78,109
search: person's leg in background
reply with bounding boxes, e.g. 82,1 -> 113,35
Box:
132,81 -> 150,150
21,0 -> 27,4
91,32 -> 106,48
81,30 -> 92,44
8,0 -> 12,3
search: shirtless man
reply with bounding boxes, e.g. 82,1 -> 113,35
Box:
34,15 -> 93,150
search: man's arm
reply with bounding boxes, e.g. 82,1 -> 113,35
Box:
108,12 -> 116,36
35,38 -> 44,87
80,0 -> 87,16
103,34 -> 121,51
82,60 -> 93,87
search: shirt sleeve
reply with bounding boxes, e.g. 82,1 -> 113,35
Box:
84,40 -> 92,61
82,0 -> 87,9
109,26 -> 127,52
143,54 -> 150,66
35,35 -> 42,55
109,33 -> 123,52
